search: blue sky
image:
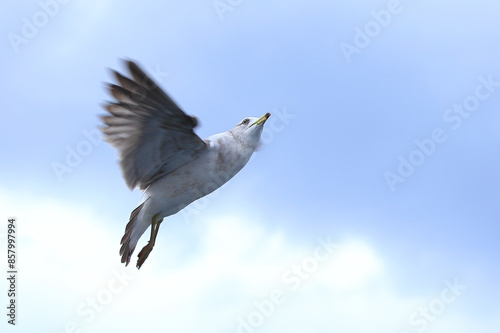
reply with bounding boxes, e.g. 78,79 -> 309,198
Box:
1,0 -> 500,332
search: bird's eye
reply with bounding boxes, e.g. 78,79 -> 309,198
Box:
241,119 -> 249,125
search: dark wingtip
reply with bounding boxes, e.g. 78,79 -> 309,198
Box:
125,59 -> 141,72
119,57 -> 137,69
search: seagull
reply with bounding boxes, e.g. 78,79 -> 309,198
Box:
100,60 -> 270,269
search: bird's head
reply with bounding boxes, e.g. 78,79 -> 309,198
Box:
230,113 -> 271,149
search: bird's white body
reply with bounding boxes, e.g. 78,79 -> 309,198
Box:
128,131 -> 257,254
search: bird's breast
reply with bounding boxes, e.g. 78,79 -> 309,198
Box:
150,143 -> 252,206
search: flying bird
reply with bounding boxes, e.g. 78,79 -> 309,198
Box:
100,60 -> 270,269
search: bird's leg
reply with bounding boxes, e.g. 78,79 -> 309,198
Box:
136,213 -> 163,269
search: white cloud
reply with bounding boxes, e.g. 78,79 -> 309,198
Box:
0,190 -> 491,333
318,240 -> 384,288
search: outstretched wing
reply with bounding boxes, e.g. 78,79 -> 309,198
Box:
101,60 -> 208,190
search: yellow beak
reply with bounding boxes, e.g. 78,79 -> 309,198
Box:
250,113 -> 271,127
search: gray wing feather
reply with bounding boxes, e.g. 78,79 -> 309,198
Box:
101,60 -> 207,190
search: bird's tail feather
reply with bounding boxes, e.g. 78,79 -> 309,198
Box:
119,201 -> 147,266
